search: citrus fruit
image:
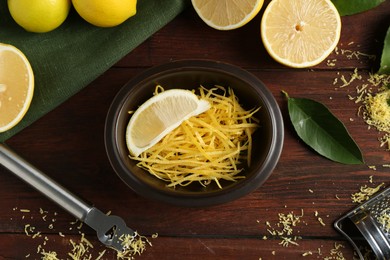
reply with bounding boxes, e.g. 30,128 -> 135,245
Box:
7,0 -> 71,33
261,0 -> 341,68
0,44 -> 34,133
191,0 -> 264,30
72,0 -> 137,27
126,89 -> 210,157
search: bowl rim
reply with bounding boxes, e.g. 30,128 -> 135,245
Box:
104,59 -> 284,207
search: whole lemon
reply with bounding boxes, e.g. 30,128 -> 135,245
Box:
8,0 -> 71,33
72,0 -> 137,28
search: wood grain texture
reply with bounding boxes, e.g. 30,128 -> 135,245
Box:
1,1 -> 390,259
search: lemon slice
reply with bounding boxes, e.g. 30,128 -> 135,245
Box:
261,0 -> 341,68
126,89 -> 210,157
0,44 -> 34,133
191,0 -> 264,30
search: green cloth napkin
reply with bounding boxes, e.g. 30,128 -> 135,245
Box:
0,0 -> 189,142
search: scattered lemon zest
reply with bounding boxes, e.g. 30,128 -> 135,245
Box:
24,224 -> 35,237
279,236 -> 299,247
117,231 -> 152,259
68,233 -> 93,260
339,49 -> 376,60
327,59 -> 337,67
323,242 -> 347,260
96,250 -> 106,260
351,183 -> 385,204
32,231 -> 42,239
317,217 -> 326,226
40,250 -> 59,260
339,68 -> 362,88
13,207 -> 154,259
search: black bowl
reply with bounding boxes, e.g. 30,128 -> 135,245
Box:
104,60 -> 284,207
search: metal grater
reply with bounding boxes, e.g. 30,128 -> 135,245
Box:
367,195 -> 390,238
335,187 -> 390,260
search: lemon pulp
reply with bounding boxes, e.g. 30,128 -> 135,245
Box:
0,44 -> 34,132
261,0 -> 341,68
126,89 -> 210,157
192,0 -> 264,30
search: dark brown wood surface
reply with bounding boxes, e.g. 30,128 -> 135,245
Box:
1,1 -> 390,259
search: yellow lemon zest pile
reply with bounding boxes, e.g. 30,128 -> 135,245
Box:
359,84 -> 390,150
41,250 -> 59,260
131,86 -> 260,188
362,89 -> 390,132
330,49 -> 390,151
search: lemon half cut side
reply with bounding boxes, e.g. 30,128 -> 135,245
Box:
191,0 -> 264,30
126,89 -> 211,157
261,0 -> 341,68
0,44 -> 34,133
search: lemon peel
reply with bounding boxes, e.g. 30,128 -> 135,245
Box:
8,0 -> 71,33
72,0 -> 137,27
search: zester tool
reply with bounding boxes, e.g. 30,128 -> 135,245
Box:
0,143 -> 135,252
334,186 -> 390,260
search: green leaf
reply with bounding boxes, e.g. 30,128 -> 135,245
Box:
331,0 -> 385,16
283,92 -> 364,164
378,25 -> 390,75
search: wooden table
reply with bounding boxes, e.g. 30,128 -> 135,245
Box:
1,1 -> 390,259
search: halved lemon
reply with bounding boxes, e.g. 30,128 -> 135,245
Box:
261,0 -> 341,68
191,0 -> 264,30
0,43 -> 34,133
126,89 -> 210,157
